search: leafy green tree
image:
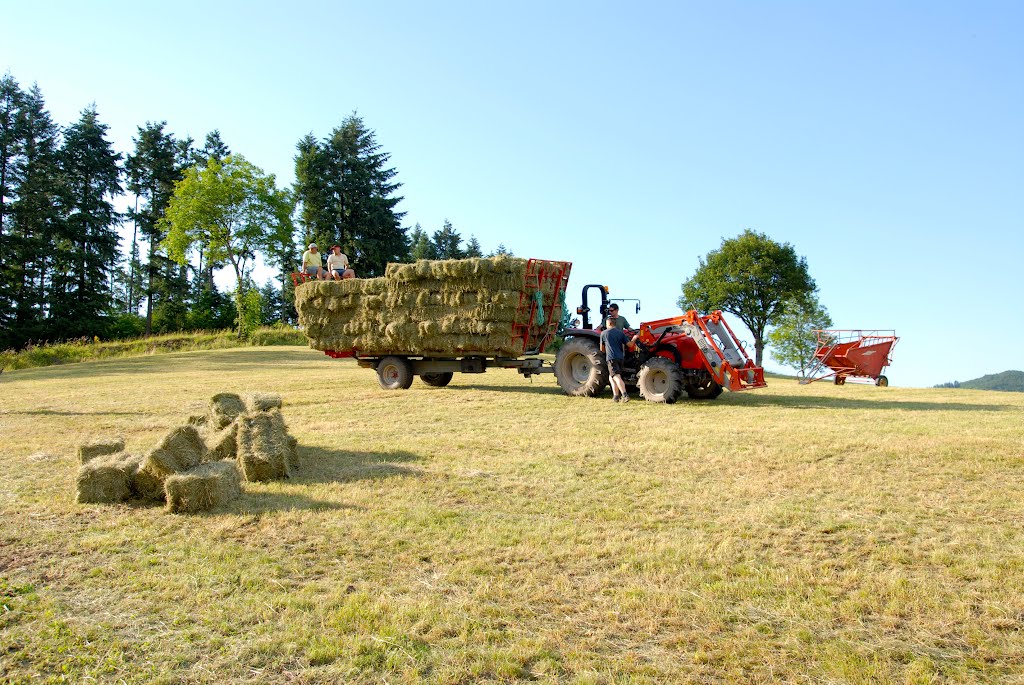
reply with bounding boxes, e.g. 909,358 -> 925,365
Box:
431,219 -> 463,259
767,295 -> 833,377
52,104 -> 123,338
161,155 -> 293,337
678,229 -> 816,366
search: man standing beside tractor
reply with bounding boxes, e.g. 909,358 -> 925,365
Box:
600,317 -> 639,403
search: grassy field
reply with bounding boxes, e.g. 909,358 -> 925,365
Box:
0,326 -> 305,371
1,347 -> 1022,684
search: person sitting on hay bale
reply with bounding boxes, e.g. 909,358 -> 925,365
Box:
326,245 -> 355,280
301,243 -> 326,280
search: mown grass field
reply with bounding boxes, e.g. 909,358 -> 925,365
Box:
1,347 -> 1022,684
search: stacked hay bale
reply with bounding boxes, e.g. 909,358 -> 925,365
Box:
73,392 -> 299,512
294,256 -> 562,357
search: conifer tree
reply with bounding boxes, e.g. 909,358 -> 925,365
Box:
53,104 -> 122,337
431,220 -> 463,259
293,114 -> 407,276
9,84 -> 61,344
0,74 -> 25,343
126,121 -> 186,334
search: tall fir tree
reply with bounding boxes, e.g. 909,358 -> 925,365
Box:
293,114 -> 407,276
8,84 -> 62,345
126,121 -> 187,334
52,104 -> 123,338
0,74 -> 26,343
431,219 -> 463,259
464,235 -> 483,258
408,223 -> 435,260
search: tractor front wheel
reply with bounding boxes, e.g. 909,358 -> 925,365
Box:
686,370 -> 723,400
376,356 -> 414,390
638,356 -> 684,404
554,337 -> 608,397
420,372 -> 454,387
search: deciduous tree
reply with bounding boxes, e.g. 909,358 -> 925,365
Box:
678,229 -> 815,366
161,155 -> 293,337
767,295 -> 833,377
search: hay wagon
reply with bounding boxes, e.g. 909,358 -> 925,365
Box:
294,257 -> 572,389
799,329 -> 899,386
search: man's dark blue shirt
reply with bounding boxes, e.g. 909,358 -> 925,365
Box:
600,326 -> 629,361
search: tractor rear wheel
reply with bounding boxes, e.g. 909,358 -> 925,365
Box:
376,356 -> 414,390
686,370 -> 723,400
554,337 -> 608,396
420,372 -> 454,387
876,375 -> 888,387
638,356 -> 684,403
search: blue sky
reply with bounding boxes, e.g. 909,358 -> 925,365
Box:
4,1 -> 1022,387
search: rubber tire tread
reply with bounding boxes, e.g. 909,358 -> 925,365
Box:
554,337 -> 609,397
638,356 -> 685,404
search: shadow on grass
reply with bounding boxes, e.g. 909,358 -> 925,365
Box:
0,347 -> 320,380
3,409 -> 159,417
452,381 -> 564,395
723,393 -> 1015,412
292,447 -> 422,485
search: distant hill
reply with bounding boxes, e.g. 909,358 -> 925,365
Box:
935,370 -> 1024,392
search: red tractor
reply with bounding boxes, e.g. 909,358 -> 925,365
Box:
553,285 -> 767,403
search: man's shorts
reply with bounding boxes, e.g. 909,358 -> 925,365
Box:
304,265 -> 320,276
607,358 -> 623,376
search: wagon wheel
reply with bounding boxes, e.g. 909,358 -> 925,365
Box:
376,356 -> 414,390
876,375 -> 889,387
420,372 -> 454,387
834,376 -> 846,386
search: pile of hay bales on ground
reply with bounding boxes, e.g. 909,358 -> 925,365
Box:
74,392 -> 299,513
294,256 -> 563,357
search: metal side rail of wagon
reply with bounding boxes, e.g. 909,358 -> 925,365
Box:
347,354 -> 553,390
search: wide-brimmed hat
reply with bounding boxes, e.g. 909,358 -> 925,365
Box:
308,243 -> 317,249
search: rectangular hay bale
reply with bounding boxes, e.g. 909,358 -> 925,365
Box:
78,437 -> 125,464
236,412 -> 290,482
165,461 -> 242,514
145,425 -> 206,478
76,454 -> 132,504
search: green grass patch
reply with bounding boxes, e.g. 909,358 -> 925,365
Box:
1,347 -> 1022,683
0,326 -> 305,371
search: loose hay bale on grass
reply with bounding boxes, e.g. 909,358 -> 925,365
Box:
204,422 -> 239,463
78,437 -> 125,464
119,453 -> 165,502
210,392 -> 245,429
76,454 -> 132,504
246,392 -> 282,412
237,412 -> 290,482
145,425 -> 206,478
165,462 -> 242,514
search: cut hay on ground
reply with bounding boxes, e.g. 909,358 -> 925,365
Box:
246,392 -> 282,412
295,256 -> 564,357
209,393 -> 245,429
77,437 -> 125,464
145,425 -> 206,478
120,453 -> 166,502
164,461 -> 242,514
204,423 -> 239,463
76,454 -> 132,504
237,411 -> 290,482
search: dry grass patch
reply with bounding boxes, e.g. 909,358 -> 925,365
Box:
1,347 -> 1022,683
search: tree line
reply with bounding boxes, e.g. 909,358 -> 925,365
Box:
0,75 -> 501,349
